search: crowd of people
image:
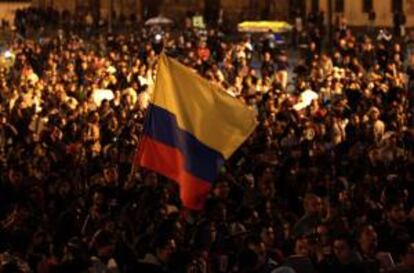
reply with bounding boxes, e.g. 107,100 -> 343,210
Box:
0,6 -> 414,273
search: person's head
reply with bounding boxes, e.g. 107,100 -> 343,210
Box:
303,193 -> 323,216
282,222 -> 292,239
409,53 -> 414,66
213,180 -> 230,199
64,236 -> 87,260
243,174 -> 255,189
309,41 -> 316,51
316,223 -> 329,246
103,165 -> 118,185
8,168 -> 23,187
89,111 -> 100,124
264,52 -> 271,61
386,202 -> 406,225
144,172 -> 158,187
100,99 -> 110,111
153,236 -> 177,264
369,107 -> 380,121
240,207 -> 260,229
394,43 -> 401,52
401,241 -> 414,268
57,180 -> 71,197
193,220 -> 217,250
246,235 -> 267,267
92,190 -> 105,207
332,235 -> 353,264
0,113 -> 6,125
294,235 -> 311,257
260,224 -> 276,248
357,224 -> 378,256
199,41 -> 207,48
350,114 -> 360,125
262,200 -> 274,217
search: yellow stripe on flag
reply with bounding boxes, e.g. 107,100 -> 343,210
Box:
152,53 -> 257,159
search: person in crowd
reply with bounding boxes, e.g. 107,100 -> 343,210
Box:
389,241 -> 414,273
0,6 -> 412,273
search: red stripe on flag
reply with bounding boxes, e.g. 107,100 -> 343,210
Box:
137,136 -> 212,210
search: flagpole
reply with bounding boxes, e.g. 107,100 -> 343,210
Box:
126,52 -> 164,187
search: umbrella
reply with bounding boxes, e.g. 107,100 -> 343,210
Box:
238,21 -> 293,33
145,16 -> 173,26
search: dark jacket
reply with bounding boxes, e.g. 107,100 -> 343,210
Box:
134,253 -> 169,273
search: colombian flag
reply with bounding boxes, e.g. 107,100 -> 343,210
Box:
136,54 -> 257,210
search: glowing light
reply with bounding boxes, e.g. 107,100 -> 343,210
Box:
155,34 -> 162,41
4,50 -> 12,59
